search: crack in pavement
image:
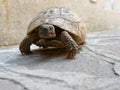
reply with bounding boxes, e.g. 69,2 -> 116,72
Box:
85,45 -> 120,77
0,77 -> 29,90
112,68 -> 120,76
0,66 -> 76,90
85,45 -> 120,64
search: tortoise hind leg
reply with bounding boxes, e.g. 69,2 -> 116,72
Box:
19,33 -> 39,55
61,31 -> 79,59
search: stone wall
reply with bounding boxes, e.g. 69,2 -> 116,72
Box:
0,0 -> 120,46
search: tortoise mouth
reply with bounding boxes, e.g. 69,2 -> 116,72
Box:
39,34 -> 56,39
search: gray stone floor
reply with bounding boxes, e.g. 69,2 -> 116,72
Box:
0,29 -> 120,90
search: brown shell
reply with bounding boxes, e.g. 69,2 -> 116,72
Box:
27,7 -> 86,45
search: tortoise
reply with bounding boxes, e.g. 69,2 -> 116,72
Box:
19,7 -> 86,59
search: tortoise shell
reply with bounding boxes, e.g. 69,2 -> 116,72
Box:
27,7 -> 86,45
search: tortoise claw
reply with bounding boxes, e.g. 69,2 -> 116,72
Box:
20,48 -> 33,55
67,47 -> 79,59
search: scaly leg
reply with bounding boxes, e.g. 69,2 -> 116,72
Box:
19,33 -> 39,54
61,31 -> 79,59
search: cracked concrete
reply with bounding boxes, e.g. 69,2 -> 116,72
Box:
0,78 -> 28,90
0,29 -> 120,90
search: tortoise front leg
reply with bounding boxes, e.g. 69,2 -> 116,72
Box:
19,33 -> 39,55
61,31 -> 79,59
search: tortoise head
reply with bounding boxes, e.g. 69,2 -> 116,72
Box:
39,24 -> 56,39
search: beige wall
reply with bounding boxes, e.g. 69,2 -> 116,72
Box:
0,0 -> 120,46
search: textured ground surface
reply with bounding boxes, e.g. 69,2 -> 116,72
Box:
0,29 -> 120,90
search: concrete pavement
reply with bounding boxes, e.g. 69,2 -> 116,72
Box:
0,29 -> 120,90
